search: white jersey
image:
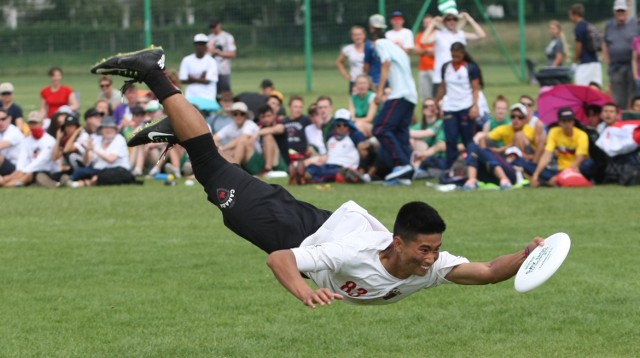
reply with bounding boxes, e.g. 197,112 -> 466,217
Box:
433,29 -> 467,84
91,134 -> 130,170
0,124 -> 24,165
216,120 -> 261,153
291,201 -> 469,305
385,28 -> 415,51
326,135 -> 359,169
16,133 -> 58,173
179,53 -> 219,101
375,38 -> 418,104
304,125 -> 327,155
208,30 -> 236,75
341,44 -> 365,81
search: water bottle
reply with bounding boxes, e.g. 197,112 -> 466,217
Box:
154,173 -> 175,181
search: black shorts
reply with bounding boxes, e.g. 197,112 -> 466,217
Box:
184,134 -> 332,254
0,158 -> 16,176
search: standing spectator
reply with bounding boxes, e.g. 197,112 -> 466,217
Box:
0,82 -> 25,134
370,14 -> 417,182
425,10 -> 486,96
40,67 -> 78,119
546,20 -> 569,67
603,0 -> 638,109
336,26 -> 366,94
349,74 -> 378,137
385,11 -> 414,54
414,15 -> 436,101
0,108 -> 24,179
207,16 -> 236,93
113,84 -> 139,129
96,75 -> 121,112
180,33 -> 219,102
435,42 -> 482,169
1,112 -> 57,187
569,3 -> 602,86
532,107 -> 594,187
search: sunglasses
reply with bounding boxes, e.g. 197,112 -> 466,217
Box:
335,123 -> 349,128
521,102 -> 534,107
1,92 -> 11,95
510,114 -> 526,120
100,84 -> 111,88
232,111 -> 246,116
445,17 -> 458,22
423,104 -> 436,109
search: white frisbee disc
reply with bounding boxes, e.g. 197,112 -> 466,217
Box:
514,232 -> 571,293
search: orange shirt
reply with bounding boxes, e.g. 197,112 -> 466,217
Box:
415,32 -> 435,71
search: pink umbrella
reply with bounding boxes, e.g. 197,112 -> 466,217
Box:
537,84 -> 612,126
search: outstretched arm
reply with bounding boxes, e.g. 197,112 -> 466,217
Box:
267,250 -> 343,309
445,237 -> 545,285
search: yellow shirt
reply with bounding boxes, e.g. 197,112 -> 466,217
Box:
545,127 -> 590,170
488,124 -> 535,148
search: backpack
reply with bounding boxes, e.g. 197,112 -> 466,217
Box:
585,23 -> 603,53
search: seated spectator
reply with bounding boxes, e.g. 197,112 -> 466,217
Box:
0,108 -> 24,179
303,109 -> 369,184
266,93 -> 286,122
113,84 -> 139,129
519,94 -> 547,162
97,75 -> 121,112
39,113 -> 83,187
349,74 -> 378,137
94,99 -> 112,117
207,91 -> 234,133
260,79 -> 284,102
0,82 -> 26,135
480,104 -> 538,160
462,142 -> 517,190
67,116 -> 132,187
597,103 -> 619,134
531,107 -> 594,187
476,95 -> 510,146
315,96 -> 335,140
304,104 -> 328,166
410,98 -> 446,170
253,104 -> 289,176
1,112 -> 57,187
213,102 -> 261,173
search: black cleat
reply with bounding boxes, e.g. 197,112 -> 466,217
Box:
127,117 -> 177,147
90,46 -> 166,94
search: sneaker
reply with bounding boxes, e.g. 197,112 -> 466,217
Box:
384,164 -> 414,181
59,174 -> 70,187
164,163 -> 181,178
383,178 -> 412,186
126,117 -> 177,147
35,173 -> 58,188
90,46 -> 166,85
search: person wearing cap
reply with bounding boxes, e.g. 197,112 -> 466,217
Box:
207,16 -> 236,93
213,102 -> 262,172
67,116 -> 131,188
336,26 -> 367,93
368,13 -> 417,183
180,33 -> 219,102
1,111 -> 57,187
301,109 -> 368,184
603,0 -> 638,109
0,108 -> 24,179
480,103 -> 537,157
0,82 -> 25,134
259,79 -> 284,101
385,11 -> 414,54
40,67 -> 78,120
531,107 -> 594,187
423,10 -> 485,95
568,4 -> 602,86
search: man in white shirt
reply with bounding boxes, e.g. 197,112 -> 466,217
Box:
93,46 -> 545,309
180,33 -> 219,102
213,101 -> 261,168
370,14 -> 417,182
208,16 -> 237,93
1,111 -> 57,187
385,11 -> 414,54
0,108 -> 24,177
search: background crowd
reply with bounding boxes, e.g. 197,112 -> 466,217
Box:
1,0 -> 640,190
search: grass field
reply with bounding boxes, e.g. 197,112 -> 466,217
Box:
2,181 -> 640,357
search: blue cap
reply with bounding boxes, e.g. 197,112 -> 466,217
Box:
391,10 -> 403,18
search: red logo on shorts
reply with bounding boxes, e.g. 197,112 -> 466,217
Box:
217,188 -> 236,209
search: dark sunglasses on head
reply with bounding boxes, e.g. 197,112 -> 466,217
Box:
510,114 -> 526,120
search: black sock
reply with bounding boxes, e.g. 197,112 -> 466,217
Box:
144,70 -> 182,103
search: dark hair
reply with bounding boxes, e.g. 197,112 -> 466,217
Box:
316,95 -> 333,105
588,81 -> 602,90
450,42 -> 484,88
370,27 -> 386,40
48,66 -> 63,77
569,4 -> 584,17
493,94 -> 508,108
631,96 -> 640,106
393,202 -> 446,242
420,98 -> 436,129
308,104 -> 318,117
257,104 -> 273,116
519,94 -> 535,105
602,102 -> 618,111
288,95 -> 303,106
267,94 -> 283,105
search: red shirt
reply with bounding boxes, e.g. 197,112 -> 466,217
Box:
415,32 -> 435,71
41,85 -> 74,118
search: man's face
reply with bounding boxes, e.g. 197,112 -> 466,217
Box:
1,91 -> 12,103
101,126 -> 117,140
394,233 -> 442,277
559,119 -> 575,134
267,97 -> 281,112
519,98 -> 535,119
601,105 -> 617,125
125,88 -> 138,106
391,17 -> 404,29
289,100 -> 304,118
99,81 -> 112,93
211,24 -> 221,34
334,121 -> 350,136
86,115 -> 102,132
0,112 -> 10,132
316,100 -> 332,121
615,9 -> 628,24
194,43 -> 207,57
510,110 -> 527,131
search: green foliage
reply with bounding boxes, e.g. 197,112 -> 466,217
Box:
1,181 -> 639,356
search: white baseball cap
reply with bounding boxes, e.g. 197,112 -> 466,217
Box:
334,108 -> 351,120
193,33 -> 209,43
613,0 -> 628,11
505,146 -> 523,158
510,103 -> 528,117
